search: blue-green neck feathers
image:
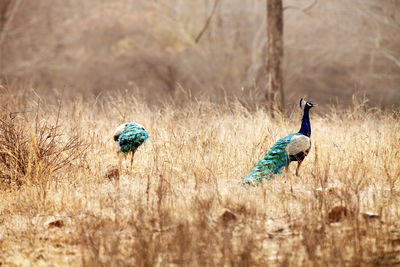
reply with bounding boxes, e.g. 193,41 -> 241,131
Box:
298,106 -> 311,137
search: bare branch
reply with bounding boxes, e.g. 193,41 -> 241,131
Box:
283,0 -> 317,14
194,0 -> 221,43
303,0 -> 318,13
0,1 -> 12,32
381,49 -> 400,69
0,0 -> 22,48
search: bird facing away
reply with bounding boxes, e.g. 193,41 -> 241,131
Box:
242,99 -> 316,185
113,122 -> 149,168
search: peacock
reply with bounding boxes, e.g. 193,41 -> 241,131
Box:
242,99 -> 316,185
113,122 -> 149,168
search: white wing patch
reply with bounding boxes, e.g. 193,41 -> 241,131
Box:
286,135 -> 311,156
113,123 -> 127,140
134,123 -> 145,130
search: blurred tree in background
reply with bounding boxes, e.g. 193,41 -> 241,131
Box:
265,0 -> 284,112
0,0 -> 399,109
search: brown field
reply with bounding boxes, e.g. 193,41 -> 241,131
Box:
1,0 -> 400,265
0,88 -> 399,266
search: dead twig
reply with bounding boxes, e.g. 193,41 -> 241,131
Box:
0,0 -> 22,47
195,0 -> 221,43
283,0 -> 318,14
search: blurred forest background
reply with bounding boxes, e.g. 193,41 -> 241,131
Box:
0,0 -> 399,109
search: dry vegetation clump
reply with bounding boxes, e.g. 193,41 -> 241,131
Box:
0,103 -> 87,190
0,89 -> 399,266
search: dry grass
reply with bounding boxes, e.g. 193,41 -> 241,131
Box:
0,89 -> 399,266
0,103 -> 87,190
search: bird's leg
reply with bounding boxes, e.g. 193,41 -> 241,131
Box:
118,154 -> 123,172
283,154 -> 290,173
130,150 -> 136,170
122,155 -> 128,173
296,161 -> 303,176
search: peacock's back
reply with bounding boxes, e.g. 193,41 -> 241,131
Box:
242,133 -> 302,184
115,123 -> 149,154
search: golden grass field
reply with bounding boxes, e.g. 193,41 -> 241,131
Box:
0,89 -> 399,266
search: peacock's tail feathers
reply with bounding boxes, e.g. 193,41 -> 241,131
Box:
242,133 -> 302,184
117,123 -> 149,154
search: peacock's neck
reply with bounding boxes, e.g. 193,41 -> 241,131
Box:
298,108 -> 311,137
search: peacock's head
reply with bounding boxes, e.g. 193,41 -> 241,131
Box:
299,98 -> 317,109
113,123 -> 127,142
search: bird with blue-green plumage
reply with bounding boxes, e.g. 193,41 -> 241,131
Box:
242,99 -> 316,185
113,122 -> 149,168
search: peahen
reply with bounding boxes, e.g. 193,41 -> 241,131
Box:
242,99 -> 316,185
113,122 -> 149,168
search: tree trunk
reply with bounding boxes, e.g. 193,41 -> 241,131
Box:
266,0 -> 284,112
